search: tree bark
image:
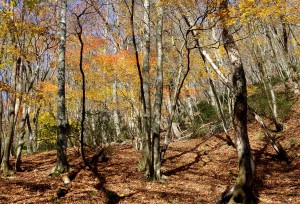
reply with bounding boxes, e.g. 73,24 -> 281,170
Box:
55,0 -> 69,174
221,1 -> 255,202
15,104 -> 29,171
31,106 -> 40,152
139,0 -> 152,177
26,106 -> 33,154
113,79 -> 121,140
75,7 -> 93,169
151,0 -> 163,181
1,58 -> 22,176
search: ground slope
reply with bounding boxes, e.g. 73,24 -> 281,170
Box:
0,110 -> 299,203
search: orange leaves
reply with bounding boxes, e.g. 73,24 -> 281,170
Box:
0,81 -> 13,93
37,81 -> 58,93
66,33 -> 140,110
33,81 -> 58,105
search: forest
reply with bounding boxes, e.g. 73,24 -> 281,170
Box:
0,0 -> 299,203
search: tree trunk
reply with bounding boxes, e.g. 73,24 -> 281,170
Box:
139,0 -> 152,177
186,94 -> 194,121
248,106 -> 290,163
15,104 -> 29,171
221,1 -> 255,202
1,57 -> 22,176
165,91 -> 182,139
208,77 -> 234,147
31,106 -> 40,152
267,77 -> 283,132
26,107 -> 33,154
151,0 -> 163,181
113,79 -> 121,140
55,0 -> 69,174
254,43 -> 284,132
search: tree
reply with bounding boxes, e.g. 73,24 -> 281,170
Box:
139,0 -> 152,177
129,0 -> 165,180
55,0 -> 69,174
152,0 -> 164,180
218,0 -> 255,203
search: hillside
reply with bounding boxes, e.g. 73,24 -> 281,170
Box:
0,104 -> 299,204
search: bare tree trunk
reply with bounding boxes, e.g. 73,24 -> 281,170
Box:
208,77 -> 234,147
15,104 -> 29,171
221,1 -> 255,202
31,106 -> 40,152
248,106 -> 290,163
26,106 -> 33,154
54,0 -> 69,174
266,25 -> 291,78
75,9 -> 92,169
151,0 -> 163,181
113,79 -> 121,140
267,77 -> 283,131
185,94 -> 194,121
257,61 -> 283,131
1,57 -> 22,176
139,0 -> 152,177
165,90 -> 182,139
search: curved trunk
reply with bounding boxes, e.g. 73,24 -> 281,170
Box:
222,7 -> 254,204
221,1 -> 255,202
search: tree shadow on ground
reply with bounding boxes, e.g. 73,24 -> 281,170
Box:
165,152 -> 201,176
92,160 -> 122,204
164,138 -> 209,163
12,181 -> 51,192
252,141 -> 299,201
164,137 -> 221,176
63,148 -> 124,204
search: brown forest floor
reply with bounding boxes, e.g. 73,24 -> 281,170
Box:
0,107 -> 300,203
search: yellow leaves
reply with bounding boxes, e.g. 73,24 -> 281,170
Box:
39,112 -> 56,126
198,68 -> 208,78
220,0 -> 300,26
247,85 -> 258,96
292,47 -> 300,57
219,66 -> 231,76
0,63 -> 7,70
25,52 -> 37,61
